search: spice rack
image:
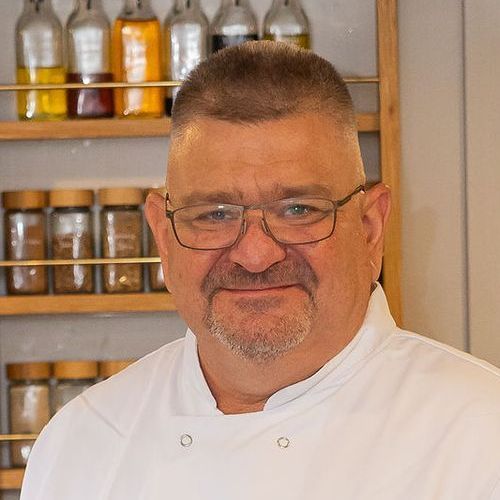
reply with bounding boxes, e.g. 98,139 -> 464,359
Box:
0,0 -> 401,491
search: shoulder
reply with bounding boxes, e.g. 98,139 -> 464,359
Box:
385,328 -> 500,414
20,337 -> 186,499
81,336 -> 186,434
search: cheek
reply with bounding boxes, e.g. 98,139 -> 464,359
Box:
165,239 -> 218,296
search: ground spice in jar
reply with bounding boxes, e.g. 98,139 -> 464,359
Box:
49,189 -> 95,293
7,362 -> 51,467
146,187 -> 166,292
52,360 -> 98,415
2,190 -> 48,295
99,188 -> 144,293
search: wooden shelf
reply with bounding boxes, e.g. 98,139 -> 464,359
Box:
0,293 -> 176,316
0,113 -> 378,141
0,468 -> 24,490
0,118 -> 172,141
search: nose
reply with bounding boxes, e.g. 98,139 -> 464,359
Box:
227,213 -> 286,273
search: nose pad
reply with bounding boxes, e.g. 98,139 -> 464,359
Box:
238,214 -> 272,239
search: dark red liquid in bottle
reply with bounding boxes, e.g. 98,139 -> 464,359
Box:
67,73 -> 114,119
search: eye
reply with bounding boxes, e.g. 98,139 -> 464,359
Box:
283,204 -> 317,217
194,206 -> 241,223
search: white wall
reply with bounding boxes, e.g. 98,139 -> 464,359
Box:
399,1 -> 468,350
463,0 -> 500,366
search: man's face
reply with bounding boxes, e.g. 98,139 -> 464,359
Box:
148,113 -> 388,363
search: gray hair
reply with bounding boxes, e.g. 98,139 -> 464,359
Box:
172,41 -> 357,137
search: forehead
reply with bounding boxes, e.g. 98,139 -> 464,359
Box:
168,113 -> 358,205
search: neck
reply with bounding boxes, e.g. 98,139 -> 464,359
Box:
196,317 -> 362,414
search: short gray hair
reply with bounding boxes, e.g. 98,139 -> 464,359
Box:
172,41 -> 356,137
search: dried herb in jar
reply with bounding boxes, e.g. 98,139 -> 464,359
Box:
99,187 -> 144,293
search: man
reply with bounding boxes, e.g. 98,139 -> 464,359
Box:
22,42 -> 500,499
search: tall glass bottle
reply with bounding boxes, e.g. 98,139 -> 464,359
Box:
164,0 -> 208,115
263,0 -> 310,49
112,0 -> 163,118
67,0 -> 114,118
16,0 -> 66,120
210,0 -> 258,54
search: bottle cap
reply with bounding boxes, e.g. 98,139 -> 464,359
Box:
7,362 -> 51,381
53,360 -> 98,380
2,190 -> 48,210
98,359 -> 135,378
98,188 -> 144,206
49,189 -> 94,208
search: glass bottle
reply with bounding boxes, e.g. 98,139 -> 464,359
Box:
263,0 -> 310,49
99,188 -> 144,293
164,0 -> 208,115
210,0 -> 258,54
66,0 -> 114,118
7,362 -> 51,467
16,0 -> 66,120
52,361 -> 98,414
112,0 -> 163,118
49,189 -> 95,294
2,190 -> 48,295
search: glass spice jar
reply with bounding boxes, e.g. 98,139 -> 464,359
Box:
98,359 -> 135,380
49,189 -> 95,294
52,360 -> 98,415
2,190 -> 48,295
99,188 -> 144,293
7,362 -> 51,467
146,187 -> 166,292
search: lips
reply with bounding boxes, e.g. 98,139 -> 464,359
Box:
221,284 -> 300,293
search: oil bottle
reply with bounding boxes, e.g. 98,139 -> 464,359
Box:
67,0 -> 114,118
210,0 -> 258,54
16,0 -> 66,120
164,0 -> 209,114
112,0 -> 163,118
263,0 -> 310,49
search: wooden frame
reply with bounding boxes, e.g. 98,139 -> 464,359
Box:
0,0 -> 402,324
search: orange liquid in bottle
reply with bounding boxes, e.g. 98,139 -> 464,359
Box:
112,18 -> 163,118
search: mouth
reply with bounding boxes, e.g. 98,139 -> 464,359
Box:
220,284 -> 301,295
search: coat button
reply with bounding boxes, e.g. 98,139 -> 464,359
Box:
277,437 -> 290,449
180,434 -> 193,447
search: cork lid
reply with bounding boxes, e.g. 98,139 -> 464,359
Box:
147,186 -> 167,197
2,190 -> 48,210
53,360 -> 98,380
98,188 -> 144,206
99,359 -> 135,378
7,362 -> 51,381
49,189 -> 94,208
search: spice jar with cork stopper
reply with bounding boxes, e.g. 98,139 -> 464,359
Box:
146,187 -> 166,291
2,190 -> 48,295
7,362 -> 51,467
52,360 -> 98,414
98,359 -> 135,380
99,187 -> 144,293
49,189 -> 95,294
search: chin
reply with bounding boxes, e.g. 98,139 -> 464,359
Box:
204,299 -> 315,363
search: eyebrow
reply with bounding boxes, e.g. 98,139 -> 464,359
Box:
176,184 -> 333,206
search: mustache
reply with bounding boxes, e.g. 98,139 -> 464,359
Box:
201,259 -> 319,300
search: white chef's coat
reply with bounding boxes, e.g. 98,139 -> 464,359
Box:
21,286 -> 500,499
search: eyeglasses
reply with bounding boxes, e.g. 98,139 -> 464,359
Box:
165,185 -> 365,250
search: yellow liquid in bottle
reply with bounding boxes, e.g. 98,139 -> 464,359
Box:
264,34 -> 310,50
16,66 -> 67,121
112,18 -> 163,118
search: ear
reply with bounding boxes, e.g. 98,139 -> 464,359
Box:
361,183 -> 392,282
145,192 -> 170,274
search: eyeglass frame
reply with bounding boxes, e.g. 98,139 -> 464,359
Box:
164,184 -> 366,251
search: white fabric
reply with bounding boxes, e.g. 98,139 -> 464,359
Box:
21,286 -> 500,499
